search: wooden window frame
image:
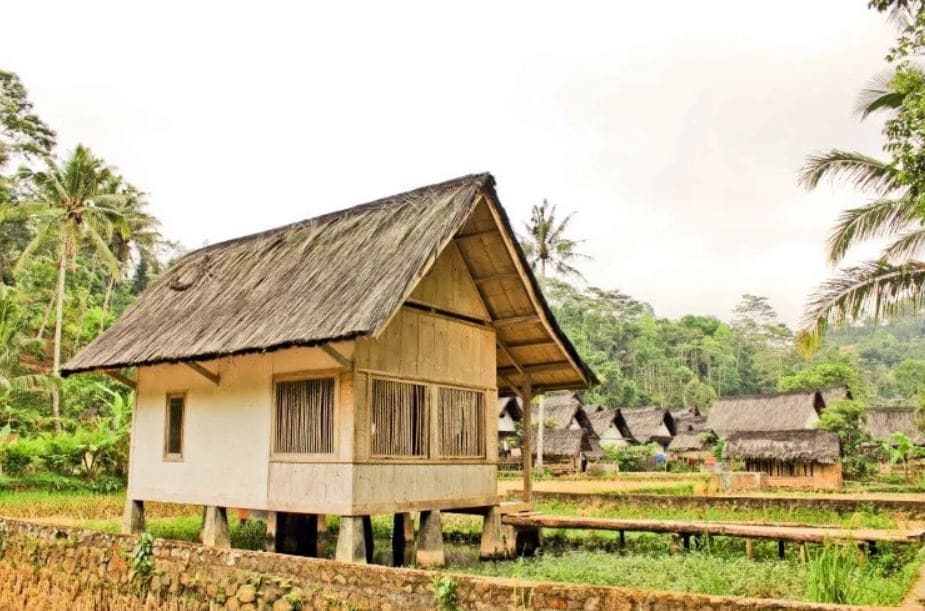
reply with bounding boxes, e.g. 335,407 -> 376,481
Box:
436,385 -> 487,459
270,371 -> 339,460
368,375 -> 431,461
163,392 -> 186,462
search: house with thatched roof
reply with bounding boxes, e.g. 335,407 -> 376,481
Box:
497,396 -> 522,439
671,407 -> 706,434
587,408 -> 631,449
865,407 -> 925,445
620,406 -> 676,448
667,430 -> 717,466
61,173 -> 595,565
723,430 -> 842,490
530,428 -> 601,473
529,390 -> 595,435
704,388 -> 850,438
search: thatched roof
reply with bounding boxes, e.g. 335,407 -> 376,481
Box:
866,407 -> 925,445
63,174 -> 595,392
620,407 -> 675,444
668,430 -> 715,452
530,391 -> 594,433
498,396 -> 522,420
531,428 -> 599,457
723,430 -> 840,464
705,388 -> 848,437
674,413 -> 707,433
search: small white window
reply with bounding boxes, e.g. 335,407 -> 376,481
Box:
164,393 -> 185,460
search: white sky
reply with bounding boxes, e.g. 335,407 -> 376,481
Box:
1,1 -> 898,326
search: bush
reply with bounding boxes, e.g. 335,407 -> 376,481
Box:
1,437 -> 41,476
603,443 -> 659,472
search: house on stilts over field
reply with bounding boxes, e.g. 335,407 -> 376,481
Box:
61,173 -> 596,565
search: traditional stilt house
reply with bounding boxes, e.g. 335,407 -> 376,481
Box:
531,428 -> 601,473
61,173 -> 596,565
667,430 -> 717,466
704,388 -> 850,438
497,396 -> 523,440
723,430 -> 842,490
530,390 -> 594,434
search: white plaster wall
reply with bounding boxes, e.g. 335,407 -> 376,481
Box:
127,342 -> 353,510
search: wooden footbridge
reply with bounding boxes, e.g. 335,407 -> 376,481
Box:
501,513 -> 925,560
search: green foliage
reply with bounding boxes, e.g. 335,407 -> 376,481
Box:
129,532 -> 155,593
602,443 -> 659,472
818,399 -> 875,480
431,575 -> 459,611
778,361 -> 864,397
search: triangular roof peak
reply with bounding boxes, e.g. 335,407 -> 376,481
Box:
64,172 -> 596,392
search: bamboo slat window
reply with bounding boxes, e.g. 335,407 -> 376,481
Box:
438,387 -> 485,458
274,378 -> 335,454
164,394 -> 185,459
370,378 -> 428,458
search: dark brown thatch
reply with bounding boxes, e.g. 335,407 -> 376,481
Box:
723,430 -> 840,464
668,430 -> 715,453
587,408 -> 631,447
620,407 -> 675,445
62,174 -> 596,391
866,407 -> 925,445
530,391 -> 594,434
673,413 -> 707,433
497,396 -> 522,437
531,428 -> 599,458
705,388 -> 849,437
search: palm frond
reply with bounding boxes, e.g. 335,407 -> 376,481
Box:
801,260 -> 925,342
855,68 -> 905,119
799,150 -> 901,195
826,196 -> 923,264
883,228 -> 925,262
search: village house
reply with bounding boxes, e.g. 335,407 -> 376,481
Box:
620,406 -> 676,448
531,428 -> 602,473
587,407 -> 632,449
61,173 -> 596,566
671,407 -> 706,434
865,407 -> 925,446
497,396 -> 522,441
530,390 -> 595,434
667,430 -> 717,467
723,430 -> 843,490
704,388 -> 850,438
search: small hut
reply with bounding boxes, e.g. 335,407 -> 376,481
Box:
667,430 -> 716,466
497,396 -> 523,439
705,388 -> 850,438
723,430 -> 842,490
587,408 -> 631,449
620,407 -> 676,448
531,428 -> 600,473
865,407 -> 925,446
61,173 -> 596,565
530,390 -> 595,435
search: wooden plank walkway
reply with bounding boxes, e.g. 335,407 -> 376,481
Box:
501,513 -> 925,545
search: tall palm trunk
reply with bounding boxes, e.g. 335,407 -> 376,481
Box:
100,275 -> 115,334
51,245 -> 67,432
536,260 -> 546,470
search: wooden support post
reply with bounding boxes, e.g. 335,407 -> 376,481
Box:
393,513 -> 409,566
778,540 -> 785,560
745,538 -> 753,560
184,361 -> 219,385
618,530 -> 626,549
521,378 -> 533,503
682,533 -> 691,551
401,512 -> 414,543
201,506 -> 230,548
480,506 -> 515,560
122,499 -> 145,534
416,510 -> 446,568
335,516 -> 367,564
362,515 -> 374,564
799,542 -> 807,565
317,514 -> 328,534
868,540 -> 878,557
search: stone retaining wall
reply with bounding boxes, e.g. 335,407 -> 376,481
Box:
526,491 -> 925,519
0,517 -> 881,610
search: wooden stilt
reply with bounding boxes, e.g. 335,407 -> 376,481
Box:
416,510 -> 446,568
799,542 -> 807,565
480,506 -> 515,560
778,540 -> 785,560
201,506 -> 230,548
670,533 -> 681,554
521,378 -> 533,503
122,499 -> 145,535
618,530 -> 625,549
401,512 -> 415,543
362,515 -> 374,564
745,538 -> 753,560
393,513 -> 407,566
682,533 -> 691,551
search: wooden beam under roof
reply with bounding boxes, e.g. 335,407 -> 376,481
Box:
473,272 -> 520,285
505,339 -> 558,350
104,370 -> 136,390
320,344 -> 352,369
498,360 -> 572,378
455,228 -> 498,241
493,314 -> 540,328
184,361 -> 220,386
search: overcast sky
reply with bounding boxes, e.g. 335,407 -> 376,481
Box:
2,1 -> 898,326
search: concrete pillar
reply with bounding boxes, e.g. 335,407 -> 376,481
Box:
479,507 -> 515,560
201,506 -> 230,548
335,516 -> 368,564
264,511 -> 278,552
317,514 -> 328,534
415,510 -> 445,568
275,513 -> 318,557
122,499 -> 145,535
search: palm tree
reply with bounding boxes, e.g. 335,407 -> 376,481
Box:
521,199 -> 588,279
521,200 -> 589,468
799,66 -> 925,344
14,145 -> 125,430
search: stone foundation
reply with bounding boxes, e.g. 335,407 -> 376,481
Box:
0,517 -> 883,610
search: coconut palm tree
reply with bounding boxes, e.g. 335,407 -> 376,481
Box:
14,146 -> 124,430
799,66 -> 925,344
521,199 -> 588,279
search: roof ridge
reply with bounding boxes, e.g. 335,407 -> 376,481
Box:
182,172 -> 493,259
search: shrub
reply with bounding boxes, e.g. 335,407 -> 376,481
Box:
1,437 -> 41,476
603,443 -> 659,472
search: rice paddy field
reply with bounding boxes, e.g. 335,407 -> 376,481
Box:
0,488 -> 922,606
